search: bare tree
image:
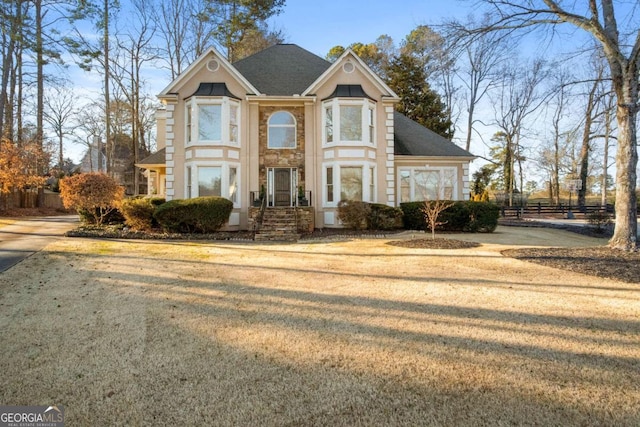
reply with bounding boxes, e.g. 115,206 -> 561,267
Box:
43,82 -> 77,168
491,58 -> 550,206
462,0 -> 639,250
449,16 -> 508,152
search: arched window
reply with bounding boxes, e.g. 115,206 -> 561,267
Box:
268,111 -> 296,148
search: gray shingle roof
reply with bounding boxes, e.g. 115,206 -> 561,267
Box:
394,112 -> 473,157
233,44 -> 331,96
137,148 -> 166,166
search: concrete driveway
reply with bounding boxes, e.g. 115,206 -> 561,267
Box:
0,215 -> 79,272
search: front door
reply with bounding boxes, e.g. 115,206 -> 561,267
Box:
274,168 -> 291,206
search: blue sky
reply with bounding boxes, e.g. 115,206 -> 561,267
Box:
269,0 -> 466,57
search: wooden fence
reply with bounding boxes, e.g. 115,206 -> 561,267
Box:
0,190 -> 63,211
500,203 -> 615,218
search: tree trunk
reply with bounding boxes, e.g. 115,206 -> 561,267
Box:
609,98 -> 638,250
104,0 -> 112,176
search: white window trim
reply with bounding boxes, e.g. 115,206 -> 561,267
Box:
185,161 -> 241,208
322,161 -> 377,208
267,111 -> 297,149
397,167 -> 458,203
322,99 -> 376,147
185,97 -> 240,147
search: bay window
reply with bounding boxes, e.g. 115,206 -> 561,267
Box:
323,100 -> 376,146
185,98 -> 240,146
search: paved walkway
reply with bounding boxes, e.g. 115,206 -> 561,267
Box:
0,215 -> 79,272
526,217 -> 640,237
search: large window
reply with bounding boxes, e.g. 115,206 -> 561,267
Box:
324,163 -> 376,206
340,167 -> 363,201
323,100 -> 375,146
268,111 -> 296,148
185,98 -> 240,146
198,166 -> 222,197
198,105 -> 222,141
340,106 -> 362,141
187,163 -> 241,207
399,168 -> 457,203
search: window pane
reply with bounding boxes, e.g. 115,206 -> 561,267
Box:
368,108 -> 374,143
229,105 -> 238,144
340,105 -> 362,141
270,111 -> 295,125
400,170 -> 411,203
327,167 -> 334,203
198,166 -> 221,197
198,105 -> 221,141
340,167 -> 362,201
186,105 -> 192,143
325,107 -> 333,143
229,167 -> 237,203
369,167 -> 375,201
414,170 -> 439,200
269,127 -> 296,148
268,112 -> 296,148
443,169 -> 455,199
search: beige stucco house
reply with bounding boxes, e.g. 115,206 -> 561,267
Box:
139,44 -> 474,233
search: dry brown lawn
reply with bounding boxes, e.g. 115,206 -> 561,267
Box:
0,227 -> 638,426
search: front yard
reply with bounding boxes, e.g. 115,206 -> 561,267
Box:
0,228 -> 638,425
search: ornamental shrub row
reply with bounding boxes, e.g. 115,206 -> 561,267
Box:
153,197 -> 233,233
337,200 -> 404,231
400,201 -> 499,233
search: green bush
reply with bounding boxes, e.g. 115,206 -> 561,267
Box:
400,201 -> 499,233
337,200 -> 370,230
120,198 -> 157,231
367,203 -> 404,230
467,201 -> 500,232
153,197 -> 233,233
438,202 -> 470,232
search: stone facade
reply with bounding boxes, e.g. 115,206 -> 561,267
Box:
258,106 -> 306,188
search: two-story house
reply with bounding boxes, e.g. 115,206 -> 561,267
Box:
138,44 -> 474,233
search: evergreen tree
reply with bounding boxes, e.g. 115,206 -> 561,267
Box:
385,54 -> 453,139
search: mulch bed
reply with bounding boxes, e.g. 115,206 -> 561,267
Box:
387,238 -> 481,249
503,246 -> 640,284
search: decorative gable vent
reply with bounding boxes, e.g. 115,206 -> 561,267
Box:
342,62 -> 355,73
206,59 -> 220,72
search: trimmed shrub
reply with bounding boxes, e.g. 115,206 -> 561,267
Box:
60,173 -> 124,226
400,201 -> 428,230
437,202 -> 470,232
467,201 -> 500,232
120,198 -> 157,231
367,203 -> 404,230
153,197 -> 233,233
400,201 -> 499,233
337,200 -> 370,230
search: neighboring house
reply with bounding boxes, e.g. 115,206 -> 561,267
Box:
138,44 -> 474,231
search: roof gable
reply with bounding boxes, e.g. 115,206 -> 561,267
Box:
158,47 -> 259,98
394,112 -> 474,158
302,49 -> 398,99
233,44 -> 331,96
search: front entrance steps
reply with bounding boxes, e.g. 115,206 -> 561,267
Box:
254,207 -> 300,242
